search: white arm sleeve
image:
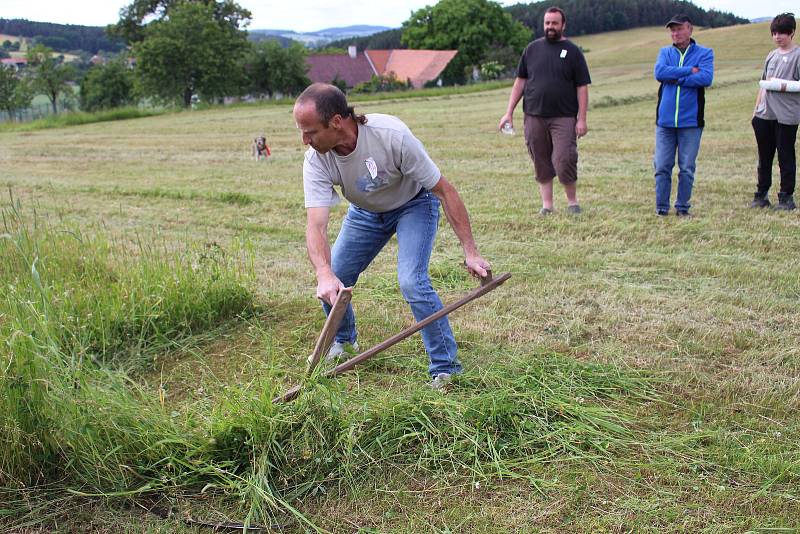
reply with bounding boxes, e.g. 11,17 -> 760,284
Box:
760,79 -> 800,92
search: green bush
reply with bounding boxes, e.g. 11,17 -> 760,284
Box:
79,58 -> 135,111
352,73 -> 411,94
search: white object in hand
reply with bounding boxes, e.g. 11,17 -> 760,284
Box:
759,78 -> 800,93
501,122 -> 515,135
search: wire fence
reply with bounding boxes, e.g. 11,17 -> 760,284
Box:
0,103 -> 58,123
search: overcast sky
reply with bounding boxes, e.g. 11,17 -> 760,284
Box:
0,0 -> 793,33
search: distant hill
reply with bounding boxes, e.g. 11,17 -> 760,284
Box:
0,18 -> 391,54
0,18 -> 125,54
506,0 -> 748,36
247,33 -> 299,47
249,25 -> 390,48
315,25 -> 391,36
327,28 -> 405,52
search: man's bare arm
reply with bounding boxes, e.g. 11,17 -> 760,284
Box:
498,77 -> 526,131
430,177 -> 490,278
576,85 -> 589,137
306,207 -> 343,304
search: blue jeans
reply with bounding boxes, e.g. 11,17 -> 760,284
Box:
654,126 -> 704,212
322,190 -> 461,377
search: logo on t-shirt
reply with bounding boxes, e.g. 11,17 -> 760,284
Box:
357,156 -> 389,192
365,157 -> 378,180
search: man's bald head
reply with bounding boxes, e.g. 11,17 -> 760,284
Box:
295,83 -> 369,127
295,83 -> 356,127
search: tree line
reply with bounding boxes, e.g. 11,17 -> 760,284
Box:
331,0 -> 747,52
0,18 -> 126,54
506,0 -> 747,36
328,29 -> 406,52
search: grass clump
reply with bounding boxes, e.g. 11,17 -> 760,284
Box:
0,197 -> 255,369
0,196 -> 256,495
100,186 -> 257,206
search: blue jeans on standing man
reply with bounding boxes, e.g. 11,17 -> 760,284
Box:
654,126 -> 704,213
322,190 -> 461,378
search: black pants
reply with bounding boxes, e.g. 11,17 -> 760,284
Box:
752,116 -> 798,196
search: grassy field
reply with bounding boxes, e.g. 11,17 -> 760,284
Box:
1,22 -> 798,532
1,34 -> 81,62
0,34 -> 23,45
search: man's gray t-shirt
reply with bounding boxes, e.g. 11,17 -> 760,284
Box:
303,114 -> 441,213
756,47 -> 800,125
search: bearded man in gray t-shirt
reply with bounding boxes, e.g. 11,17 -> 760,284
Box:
293,83 -> 490,387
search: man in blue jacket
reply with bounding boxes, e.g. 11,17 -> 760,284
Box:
653,14 -> 714,216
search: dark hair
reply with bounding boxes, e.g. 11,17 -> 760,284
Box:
545,6 -> 566,24
296,83 -> 367,126
771,13 -> 796,35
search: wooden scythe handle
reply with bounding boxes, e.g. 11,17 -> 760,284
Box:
274,272 -> 511,403
305,287 -> 352,376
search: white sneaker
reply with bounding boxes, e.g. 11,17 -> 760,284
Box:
429,372 -> 452,390
326,341 -> 359,362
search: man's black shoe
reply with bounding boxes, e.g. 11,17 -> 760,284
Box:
749,193 -> 771,208
676,210 -> 691,217
774,193 -> 796,211
656,209 -> 668,216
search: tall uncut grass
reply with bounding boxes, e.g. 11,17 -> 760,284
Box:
0,195 -> 255,492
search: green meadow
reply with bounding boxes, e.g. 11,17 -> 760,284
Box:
1,22 -> 798,532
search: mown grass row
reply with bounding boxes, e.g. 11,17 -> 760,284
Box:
89,185 -> 257,206
0,81 -> 514,134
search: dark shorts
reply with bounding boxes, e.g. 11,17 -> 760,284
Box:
523,115 -> 578,184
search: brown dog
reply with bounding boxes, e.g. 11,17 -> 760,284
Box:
252,135 -> 271,161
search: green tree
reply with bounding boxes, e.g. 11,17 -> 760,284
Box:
80,58 -> 135,111
0,65 -> 34,120
133,2 -> 250,107
401,0 -> 530,84
26,44 -> 75,113
110,0 -> 251,44
245,40 -> 309,99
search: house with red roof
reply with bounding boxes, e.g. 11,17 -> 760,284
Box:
1,57 -> 27,72
306,46 -> 458,89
